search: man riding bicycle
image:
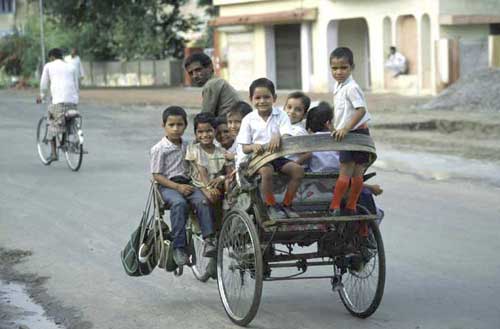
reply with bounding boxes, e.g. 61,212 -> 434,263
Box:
36,48 -> 79,164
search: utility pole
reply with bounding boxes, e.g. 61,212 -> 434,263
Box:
39,0 -> 46,66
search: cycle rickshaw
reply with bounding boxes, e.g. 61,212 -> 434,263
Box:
154,133 -> 385,326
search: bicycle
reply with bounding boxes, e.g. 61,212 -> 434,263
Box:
36,106 -> 84,171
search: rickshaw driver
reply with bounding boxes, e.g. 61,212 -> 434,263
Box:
184,52 -> 241,117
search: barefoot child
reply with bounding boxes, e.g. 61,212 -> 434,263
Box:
186,112 -> 233,205
328,47 -> 372,217
236,78 -> 304,219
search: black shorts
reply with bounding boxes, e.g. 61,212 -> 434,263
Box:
270,157 -> 291,172
339,128 -> 370,164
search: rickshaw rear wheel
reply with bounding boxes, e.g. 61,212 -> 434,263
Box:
217,209 -> 263,326
338,212 -> 385,318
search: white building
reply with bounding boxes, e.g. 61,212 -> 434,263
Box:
210,0 -> 500,95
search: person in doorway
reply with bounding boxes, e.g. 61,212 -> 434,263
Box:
36,48 -> 79,164
384,46 -> 408,77
64,48 -> 85,86
184,52 -> 241,117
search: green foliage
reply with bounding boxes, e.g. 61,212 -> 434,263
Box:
44,0 -> 202,60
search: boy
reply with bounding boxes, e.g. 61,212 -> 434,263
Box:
186,112 -> 233,204
305,102 -> 383,216
224,101 -> 253,164
236,78 -> 304,219
283,91 -> 312,165
329,47 -> 372,218
150,106 -> 216,267
184,52 -> 241,117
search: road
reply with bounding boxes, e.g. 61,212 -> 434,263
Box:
1,91 -> 500,329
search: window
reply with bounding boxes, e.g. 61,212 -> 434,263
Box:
0,0 -> 14,14
491,24 -> 500,36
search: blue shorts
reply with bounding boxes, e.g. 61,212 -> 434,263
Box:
270,157 -> 291,172
338,128 -> 370,164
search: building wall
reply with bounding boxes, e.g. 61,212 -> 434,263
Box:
213,0 -> 497,94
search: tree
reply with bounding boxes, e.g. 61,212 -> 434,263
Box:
43,0 -> 201,60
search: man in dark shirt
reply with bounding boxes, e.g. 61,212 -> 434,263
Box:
184,53 -> 241,117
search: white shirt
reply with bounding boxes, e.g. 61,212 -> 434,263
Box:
286,121 -> 308,162
386,52 -> 407,68
40,59 -> 79,104
236,107 -> 293,146
150,137 -> 188,179
64,55 -> 85,79
308,132 -> 340,172
333,76 -> 370,130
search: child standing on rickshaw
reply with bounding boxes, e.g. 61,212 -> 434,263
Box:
329,47 -> 372,218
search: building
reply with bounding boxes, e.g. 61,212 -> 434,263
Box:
0,0 -> 33,37
210,0 -> 500,94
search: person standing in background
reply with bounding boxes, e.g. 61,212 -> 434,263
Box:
65,48 -> 85,87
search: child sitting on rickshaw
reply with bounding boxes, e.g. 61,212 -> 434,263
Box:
283,91 -> 312,165
235,78 -> 304,219
150,107 -> 216,267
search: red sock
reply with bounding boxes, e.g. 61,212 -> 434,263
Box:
330,175 -> 350,210
282,189 -> 295,207
346,176 -> 364,211
265,193 -> 276,206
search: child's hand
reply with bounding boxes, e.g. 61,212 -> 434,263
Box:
208,176 -> 224,189
368,184 -> 384,196
267,133 -> 281,153
224,152 -> 235,161
176,184 -> 194,196
332,128 -> 349,141
202,188 -> 220,204
251,144 -> 265,155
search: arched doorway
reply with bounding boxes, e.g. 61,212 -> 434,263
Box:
421,14 -> 431,89
396,15 -> 418,74
337,18 -> 370,89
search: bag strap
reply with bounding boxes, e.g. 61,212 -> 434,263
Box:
139,183 -> 154,243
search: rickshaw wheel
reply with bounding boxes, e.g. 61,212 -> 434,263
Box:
217,209 -> 263,326
339,215 -> 385,318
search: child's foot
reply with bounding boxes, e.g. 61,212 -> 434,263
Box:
328,208 -> 342,217
267,204 -> 287,219
202,237 -> 217,258
173,248 -> 188,266
281,204 -> 299,218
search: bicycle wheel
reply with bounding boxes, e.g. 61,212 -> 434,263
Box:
217,209 -> 263,326
339,219 -> 385,318
191,232 -> 212,282
64,119 -> 83,171
36,116 -> 51,165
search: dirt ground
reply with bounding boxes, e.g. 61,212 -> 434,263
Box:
9,87 -> 500,163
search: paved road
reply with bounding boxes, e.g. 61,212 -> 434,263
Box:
1,92 -> 500,329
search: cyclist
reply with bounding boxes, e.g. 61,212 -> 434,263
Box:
36,48 -> 79,164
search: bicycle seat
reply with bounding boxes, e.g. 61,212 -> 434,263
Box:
65,110 -> 80,119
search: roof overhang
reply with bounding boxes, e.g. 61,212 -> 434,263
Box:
440,14 -> 500,25
209,8 -> 317,27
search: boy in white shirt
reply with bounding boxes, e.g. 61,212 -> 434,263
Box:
236,78 -> 304,219
283,91 -> 312,165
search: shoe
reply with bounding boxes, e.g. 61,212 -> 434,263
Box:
173,248 -> 188,266
267,204 -> 287,219
202,237 -> 217,258
344,208 -> 357,216
328,208 -> 342,217
281,204 -> 300,218
46,154 -> 58,164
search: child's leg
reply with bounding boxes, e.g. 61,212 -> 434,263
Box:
329,161 -> 354,211
280,161 -> 304,207
186,188 -> 214,239
160,187 -> 189,249
258,165 -> 276,206
345,164 -> 365,212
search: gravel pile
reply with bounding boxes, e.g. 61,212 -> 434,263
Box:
421,68 -> 500,112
